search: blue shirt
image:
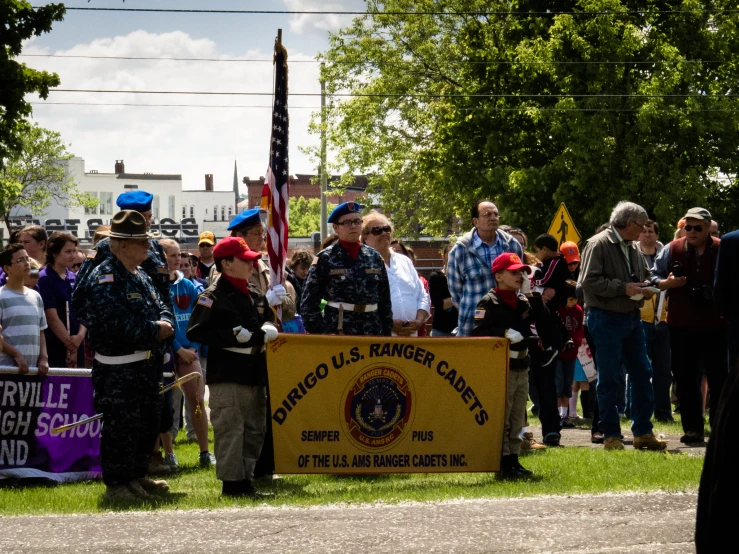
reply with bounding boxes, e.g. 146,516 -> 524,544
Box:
470,230 -> 506,268
37,265 -> 80,365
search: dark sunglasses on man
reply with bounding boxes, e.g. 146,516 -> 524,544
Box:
684,224 -> 703,232
370,225 -> 392,236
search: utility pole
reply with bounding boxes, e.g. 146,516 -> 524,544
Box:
320,62 -> 328,241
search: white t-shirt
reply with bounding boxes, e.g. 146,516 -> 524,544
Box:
386,251 -> 430,335
0,286 -> 48,368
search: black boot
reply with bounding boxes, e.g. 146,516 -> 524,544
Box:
499,455 -> 517,479
513,455 -> 533,476
222,480 -> 242,497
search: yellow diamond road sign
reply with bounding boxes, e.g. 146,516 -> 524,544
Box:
548,202 -> 581,247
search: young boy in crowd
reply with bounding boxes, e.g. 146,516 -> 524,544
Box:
556,280 -> 584,427
186,236 -> 279,497
0,244 -> 49,375
472,253 -> 547,478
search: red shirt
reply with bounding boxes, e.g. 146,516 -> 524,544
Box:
557,304 -> 584,361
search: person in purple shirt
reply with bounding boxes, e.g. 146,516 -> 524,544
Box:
37,232 -> 86,368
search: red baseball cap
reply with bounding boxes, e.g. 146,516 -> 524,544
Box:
560,241 -> 580,264
213,236 -> 262,263
492,253 -> 531,274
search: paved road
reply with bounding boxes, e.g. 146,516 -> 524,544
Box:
0,492 -> 697,553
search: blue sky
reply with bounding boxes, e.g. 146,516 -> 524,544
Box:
24,0 -> 365,192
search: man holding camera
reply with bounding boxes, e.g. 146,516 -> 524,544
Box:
651,207 -> 726,444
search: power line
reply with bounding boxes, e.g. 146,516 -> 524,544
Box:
34,6 -> 739,16
17,53 -> 728,65
49,88 -> 738,99
31,102 -> 739,113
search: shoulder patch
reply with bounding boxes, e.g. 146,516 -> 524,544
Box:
98,274 -> 114,284
474,309 -> 486,320
86,250 -> 97,259
197,296 -> 213,308
311,257 -> 318,265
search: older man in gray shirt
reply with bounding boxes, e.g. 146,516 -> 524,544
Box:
578,201 -> 666,451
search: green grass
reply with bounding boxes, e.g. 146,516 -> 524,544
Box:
0,432 -> 704,516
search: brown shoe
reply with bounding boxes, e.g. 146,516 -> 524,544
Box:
103,484 -> 140,502
634,433 -> 667,451
148,453 -> 172,476
127,480 -> 152,499
137,477 -> 170,495
604,437 -> 625,451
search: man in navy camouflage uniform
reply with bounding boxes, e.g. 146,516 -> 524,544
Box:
76,190 -> 172,312
300,202 -> 393,336
73,211 -> 175,502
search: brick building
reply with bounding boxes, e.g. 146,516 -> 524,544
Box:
244,174 -> 368,209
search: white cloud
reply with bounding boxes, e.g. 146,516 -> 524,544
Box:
22,30 -> 324,191
283,0 -> 354,35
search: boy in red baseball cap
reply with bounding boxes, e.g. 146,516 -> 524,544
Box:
187,236 -> 280,497
472,253 -> 547,478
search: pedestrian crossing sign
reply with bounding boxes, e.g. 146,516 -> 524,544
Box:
547,203 -> 581,247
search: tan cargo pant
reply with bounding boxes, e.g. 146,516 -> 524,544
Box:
502,369 -> 529,456
208,382 -> 266,482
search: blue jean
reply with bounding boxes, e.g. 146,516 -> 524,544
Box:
587,307 -> 655,438
555,359 -> 575,398
643,321 -> 672,420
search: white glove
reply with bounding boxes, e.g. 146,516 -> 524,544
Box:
505,328 -> 524,344
233,326 -> 253,344
262,323 -> 279,343
266,284 -> 287,307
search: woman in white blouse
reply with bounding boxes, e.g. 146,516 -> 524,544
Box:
362,211 -> 430,336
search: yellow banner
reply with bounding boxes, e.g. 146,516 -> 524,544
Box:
266,335 -> 508,474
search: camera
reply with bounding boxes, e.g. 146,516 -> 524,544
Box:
669,261 -> 685,278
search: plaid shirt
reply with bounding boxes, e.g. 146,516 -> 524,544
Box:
447,229 -> 523,336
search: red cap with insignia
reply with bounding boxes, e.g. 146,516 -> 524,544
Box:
491,252 -> 531,274
213,236 -> 262,263
560,241 -> 580,264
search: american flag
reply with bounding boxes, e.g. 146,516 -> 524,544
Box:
261,40 -> 289,318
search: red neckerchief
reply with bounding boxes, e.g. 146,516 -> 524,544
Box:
494,288 -> 518,310
340,239 -> 361,260
223,274 -> 251,297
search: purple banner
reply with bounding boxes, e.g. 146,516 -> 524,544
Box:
0,374 -> 101,482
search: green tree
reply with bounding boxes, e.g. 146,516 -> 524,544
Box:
0,124 -> 97,230
313,0 -> 739,239
1,1 -> 66,168
289,196 -> 336,236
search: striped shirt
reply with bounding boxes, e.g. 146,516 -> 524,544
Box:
0,286 -> 48,368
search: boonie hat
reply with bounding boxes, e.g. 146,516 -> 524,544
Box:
116,190 -> 154,212
492,252 -> 532,274
99,210 -> 153,239
198,231 -> 216,246
328,201 -> 365,224
213,236 -> 262,263
227,208 -> 262,231
683,207 -> 711,222
560,241 -> 581,264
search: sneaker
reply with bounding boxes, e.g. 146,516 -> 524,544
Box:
679,431 -> 705,444
543,432 -> 561,446
633,432 -> 667,451
137,477 -> 169,496
103,484 -> 141,502
591,432 -> 605,444
560,418 -> 575,429
148,453 -> 172,475
541,348 -> 559,367
199,451 -> 216,467
604,437 -> 625,451
163,452 -> 179,469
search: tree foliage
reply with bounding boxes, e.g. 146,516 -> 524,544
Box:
0,124 -> 97,230
289,196 -> 336,236
313,0 -> 739,239
0,1 -> 65,168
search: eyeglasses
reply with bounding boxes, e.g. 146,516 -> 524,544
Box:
336,219 -> 363,228
370,225 -> 392,236
477,211 -> 499,219
684,224 -> 703,232
247,230 -> 267,238
630,221 -> 648,230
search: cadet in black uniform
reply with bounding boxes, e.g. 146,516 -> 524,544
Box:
74,211 -> 175,502
186,236 -> 279,497
300,202 -> 393,336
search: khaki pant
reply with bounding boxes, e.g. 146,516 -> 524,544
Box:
502,369 -> 529,456
209,382 -> 266,482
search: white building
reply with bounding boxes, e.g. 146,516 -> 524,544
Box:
181,174 -> 236,243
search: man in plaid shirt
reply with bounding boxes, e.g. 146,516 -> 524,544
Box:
448,200 -> 523,336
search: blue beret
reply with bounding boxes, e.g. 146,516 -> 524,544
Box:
116,190 -> 153,212
328,201 -> 365,224
227,208 -> 262,231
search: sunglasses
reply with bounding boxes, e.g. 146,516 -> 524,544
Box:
370,225 -> 392,236
684,224 -> 703,232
